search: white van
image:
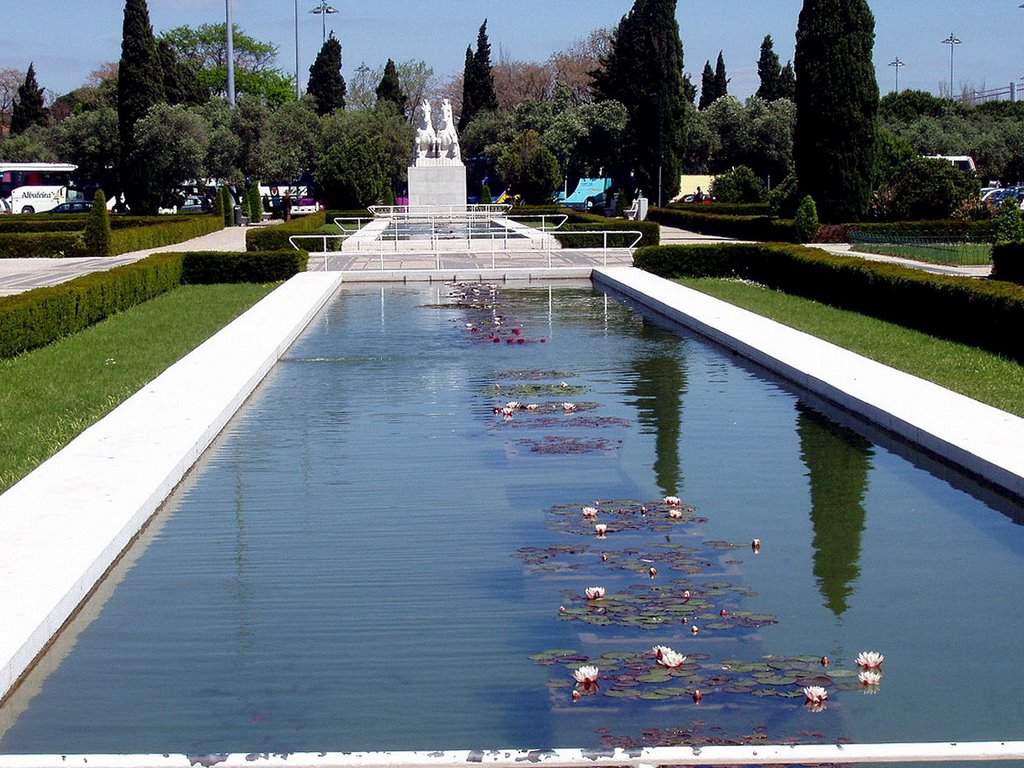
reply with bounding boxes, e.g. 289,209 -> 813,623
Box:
925,155 -> 977,173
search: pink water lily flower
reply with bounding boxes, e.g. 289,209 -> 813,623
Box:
573,665 -> 599,685
668,508 -> 683,519
562,402 -> 577,412
664,496 -> 682,506
657,648 -> 687,668
856,651 -> 884,669
584,586 -> 606,600
803,685 -> 829,705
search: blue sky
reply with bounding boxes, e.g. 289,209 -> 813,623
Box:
4,1 -> 1024,101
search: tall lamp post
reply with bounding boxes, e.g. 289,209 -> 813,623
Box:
941,32 -> 961,99
888,56 -> 905,93
310,0 -> 338,44
225,0 -> 236,107
294,0 -> 300,99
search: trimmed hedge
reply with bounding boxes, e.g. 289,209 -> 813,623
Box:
0,249 -> 308,359
851,220 -> 995,240
247,210 -> 327,251
992,242 -> 1024,284
180,250 -> 309,283
108,213 -> 223,255
0,253 -> 185,358
0,214 -> 200,234
0,232 -> 86,258
633,242 -> 1024,362
667,202 -> 772,217
648,206 -> 801,243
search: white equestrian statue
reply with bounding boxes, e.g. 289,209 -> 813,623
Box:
437,98 -> 461,162
415,99 -> 437,160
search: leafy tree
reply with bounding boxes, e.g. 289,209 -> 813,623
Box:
543,99 -> 628,180
698,60 -> 716,111
794,0 -> 879,222
713,52 -> 729,101
158,39 -> 208,106
128,103 -> 210,209
119,0 -> 166,214
994,198 -> 1024,245
83,190 -> 113,257
55,106 -> 121,197
0,126 -> 57,162
161,23 -> 294,105
0,68 -> 24,128
10,63 -> 46,135
307,34 -> 346,115
591,0 -> 687,200
255,99 -> 321,182
320,103 -> 414,192
375,59 -> 406,113
459,20 -> 499,131
316,135 -> 388,208
709,165 -> 766,203
497,129 -> 561,204
872,156 -> 978,221
548,28 -> 613,107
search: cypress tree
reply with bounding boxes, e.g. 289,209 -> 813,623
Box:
794,0 -> 879,222
698,60 -> 715,110
118,0 -> 166,214
713,52 -> 729,100
10,63 -> 46,135
458,47 -> 476,132
307,34 -> 347,115
375,59 -> 406,113
778,62 -> 796,100
591,0 -> 687,200
756,36 -> 782,101
459,20 -> 498,131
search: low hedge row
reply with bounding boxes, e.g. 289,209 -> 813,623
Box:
247,210 -> 327,251
667,202 -> 773,217
992,243 -> 1024,284
108,214 -> 223,255
0,214 -> 194,234
0,249 -> 308,359
851,220 -> 995,240
0,232 -> 86,258
554,220 -> 660,248
648,206 -> 801,243
180,250 -> 308,283
633,242 -> 1024,362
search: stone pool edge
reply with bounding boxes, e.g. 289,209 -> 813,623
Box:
593,266 -> 1024,500
0,272 -> 344,702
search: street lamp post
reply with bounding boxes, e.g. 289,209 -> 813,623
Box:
310,1 -> 339,44
941,32 -> 961,99
888,56 -> 905,93
295,0 -> 300,98
225,0 -> 236,107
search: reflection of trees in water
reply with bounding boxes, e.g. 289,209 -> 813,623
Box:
627,325 -> 687,498
797,403 -> 874,617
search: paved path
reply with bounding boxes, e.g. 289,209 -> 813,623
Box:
0,226 -> 250,297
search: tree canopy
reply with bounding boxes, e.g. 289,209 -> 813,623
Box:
375,59 -> 406,114
10,63 -> 46,135
307,34 -> 346,115
459,20 -> 499,131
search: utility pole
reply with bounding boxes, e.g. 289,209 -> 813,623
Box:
225,0 -> 236,106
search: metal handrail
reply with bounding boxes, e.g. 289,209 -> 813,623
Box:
2,741 -> 1022,767
332,217 -> 373,232
288,234 -> 352,270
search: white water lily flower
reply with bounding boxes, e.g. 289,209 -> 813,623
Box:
657,648 -> 687,668
562,402 -> 577,412
803,685 -> 829,705
664,496 -> 681,506
652,645 -> 672,660
858,670 -> 882,686
668,508 -> 683,519
856,651 -> 884,669
573,665 -> 599,685
581,506 -> 599,518
595,523 -> 608,537
584,586 -> 606,600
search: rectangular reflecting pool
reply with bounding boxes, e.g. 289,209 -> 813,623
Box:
1,282 -> 1022,756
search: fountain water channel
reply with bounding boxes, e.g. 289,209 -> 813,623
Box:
0,282 -> 1022,760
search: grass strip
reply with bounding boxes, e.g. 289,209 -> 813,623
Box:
676,277 -> 1024,418
850,242 -> 992,266
0,282 -> 275,493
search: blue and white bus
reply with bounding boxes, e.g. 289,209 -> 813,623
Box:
0,162 -> 78,214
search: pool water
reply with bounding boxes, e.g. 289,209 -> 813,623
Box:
1,283 -> 1022,756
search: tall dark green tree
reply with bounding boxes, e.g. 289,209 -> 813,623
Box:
756,36 -> 782,101
375,58 -> 406,114
794,0 -> 879,221
458,20 -> 498,131
698,60 -> 716,110
118,0 -> 166,214
778,62 -> 796,100
591,0 -> 687,200
158,39 -> 208,106
307,34 -> 346,115
682,73 -> 697,105
713,51 -> 729,101
10,63 -> 46,135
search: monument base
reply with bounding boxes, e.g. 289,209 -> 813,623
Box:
408,164 -> 468,208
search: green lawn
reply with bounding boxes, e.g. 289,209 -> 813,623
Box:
676,277 -> 1024,417
850,241 -> 992,266
0,282 -> 275,493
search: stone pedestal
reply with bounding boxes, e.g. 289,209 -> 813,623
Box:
408,163 -> 468,208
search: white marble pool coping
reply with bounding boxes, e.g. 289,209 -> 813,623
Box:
0,272 -> 343,701
2,265 -> 1023,709
593,266 -> 1024,500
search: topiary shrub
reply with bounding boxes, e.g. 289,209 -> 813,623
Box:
993,198 -> 1024,245
768,172 -> 800,216
220,187 -> 233,227
710,165 -> 767,203
481,183 -> 493,204
794,195 -> 820,242
180,250 -> 309,283
82,190 -> 113,257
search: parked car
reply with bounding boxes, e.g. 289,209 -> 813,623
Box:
179,196 -> 210,213
289,196 -> 323,216
44,200 -> 93,214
